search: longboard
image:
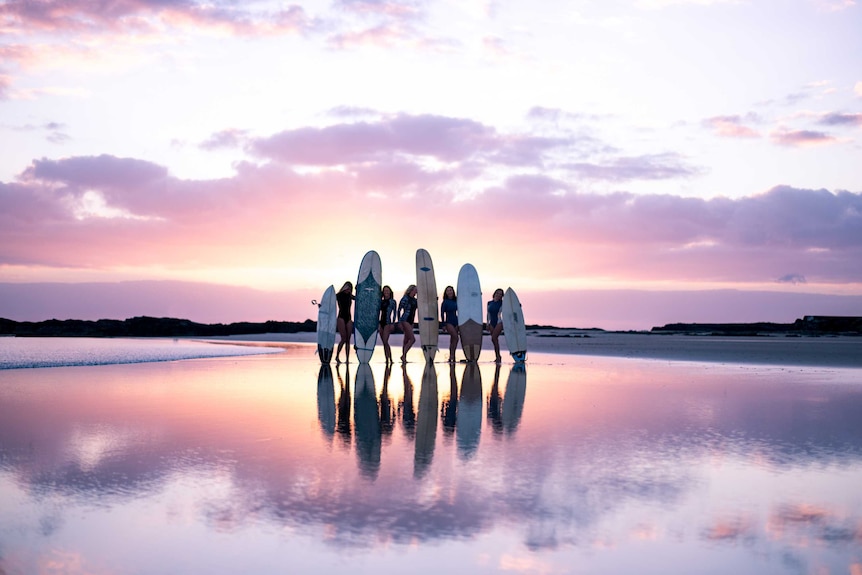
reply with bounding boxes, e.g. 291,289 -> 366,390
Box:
354,250 -> 382,364
456,263 -> 483,362
415,248 -> 439,363
314,285 -> 337,363
501,287 -> 527,363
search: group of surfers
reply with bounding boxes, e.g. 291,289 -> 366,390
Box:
334,282 -> 507,364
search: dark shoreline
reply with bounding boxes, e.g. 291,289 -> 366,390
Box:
1,315 -> 859,338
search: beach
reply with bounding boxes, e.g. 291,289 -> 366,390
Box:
211,329 -> 862,368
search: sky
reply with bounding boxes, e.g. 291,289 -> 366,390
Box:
1,0 -> 861,329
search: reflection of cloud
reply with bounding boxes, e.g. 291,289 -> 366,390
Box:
767,503 -> 862,548
703,516 -> 754,542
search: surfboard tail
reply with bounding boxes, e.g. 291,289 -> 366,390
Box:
318,345 -> 333,364
422,345 -> 437,363
511,351 -> 527,363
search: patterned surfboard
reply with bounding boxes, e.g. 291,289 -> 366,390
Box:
354,250 -> 382,364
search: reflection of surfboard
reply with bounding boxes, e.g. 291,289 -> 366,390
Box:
456,263 -> 483,362
416,248 -> 439,363
354,251 -> 382,364
414,363 -> 438,479
502,364 -> 527,434
354,363 -> 381,479
316,285 -> 337,363
501,287 -> 527,363
317,365 -> 335,438
456,362 -> 482,459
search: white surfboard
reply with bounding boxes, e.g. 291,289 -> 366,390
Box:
415,248 -> 439,363
456,263 -> 482,362
315,285 -> 337,364
501,287 -> 527,363
354,250 -> 382,364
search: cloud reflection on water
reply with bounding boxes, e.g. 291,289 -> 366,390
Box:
1,351 -> 862,574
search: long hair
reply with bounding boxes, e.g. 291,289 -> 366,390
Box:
382,285 -> 393,300
404,284 -> 417,296
444,285 -> 457,301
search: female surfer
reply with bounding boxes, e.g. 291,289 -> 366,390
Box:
441,285 -> 459,362
487,288 -> 504,363
397,284 -> 418,362
379,285 -> 398,363
335,281 -> 354,364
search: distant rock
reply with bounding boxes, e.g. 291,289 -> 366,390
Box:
0,316 -> 316,337
651,316 -> 861,336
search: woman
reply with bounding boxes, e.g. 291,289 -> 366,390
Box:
397,284 -> 418,363
440,285 -> 459,362
379,285 -> 398,363
335,281 -> 354,364
487,288 -> 504,363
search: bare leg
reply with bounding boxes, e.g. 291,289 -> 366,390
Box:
444,324 -> 458,362
336,318 -> 352,363
400,321 -> 415,362
381,324 -> 394,363
490,323 -> 503,362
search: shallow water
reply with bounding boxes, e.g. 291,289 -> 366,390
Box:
1,341 -> 861,574
0,337 -> 281,369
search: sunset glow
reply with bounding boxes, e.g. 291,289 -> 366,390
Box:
1,0 -> 861,328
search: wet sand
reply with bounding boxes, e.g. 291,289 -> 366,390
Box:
212,330 -> 862,369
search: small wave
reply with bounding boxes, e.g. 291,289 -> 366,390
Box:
0,337 -> 282,370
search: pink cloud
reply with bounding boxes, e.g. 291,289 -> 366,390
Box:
703,115 -> 761,138
3,112 -> 862,287
770,127 -> 837,147
0,0 -> 312,36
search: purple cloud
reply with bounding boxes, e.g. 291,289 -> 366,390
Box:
566,153 -> 703,182
250,114 -> 498,165
22,155 -> 168,191
770,128 -> 837,147
200,129 -> 250,151
817,112 -> 862,127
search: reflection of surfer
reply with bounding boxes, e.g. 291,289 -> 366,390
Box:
502,364 -> 527,435
399,364 -> 416,438
487,288 -> 504,363
335,364 -> 352,445
336,281 -> 354,364
487,363 -> 502,434
441,363 -> 458,436
379,363 -> 394,436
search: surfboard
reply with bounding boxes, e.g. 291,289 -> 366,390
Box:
415,248 -> 439,363
456,263 -> 483,362
315,285 -> 337,363
354,250 -> 382,364
501,287 -> 527,363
